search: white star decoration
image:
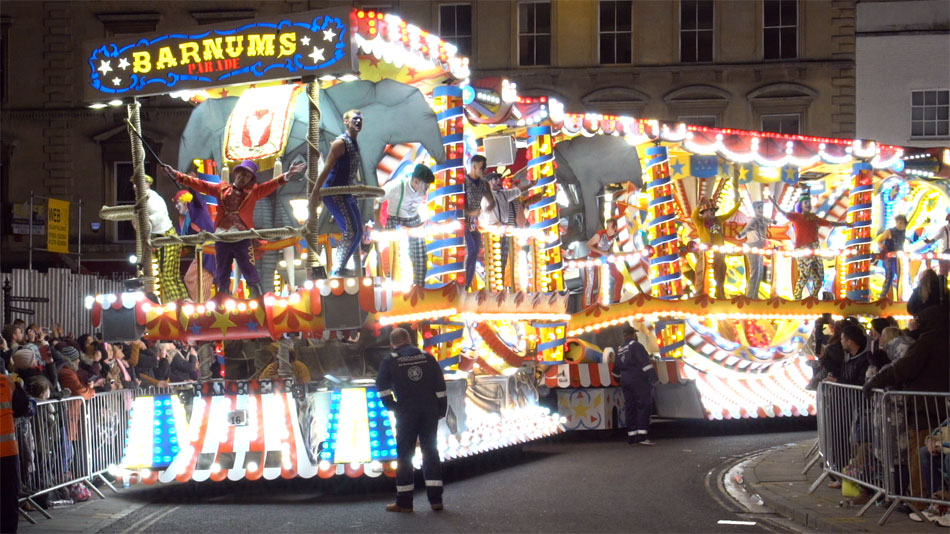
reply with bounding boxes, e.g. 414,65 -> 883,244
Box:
112,77 -> 122,86
322,28 -> 336,41
308,46 -> 325,63
300,35 -> 311,46
118,57 -> 130,70
98,60 -> 112,75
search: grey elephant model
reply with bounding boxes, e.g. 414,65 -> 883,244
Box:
553,135 -> 644,238
176,79 -> 446,292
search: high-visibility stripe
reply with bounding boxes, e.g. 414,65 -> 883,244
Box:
642,364 -> 653,372
378,389 -> 393,397
425,480 -> 443,487
0,402 -> 11,410
435,391 -> 446,398
0,433 -> 15,443
396,484 -> 415,492
627,431 -> 637,436
636,430 -> 648,434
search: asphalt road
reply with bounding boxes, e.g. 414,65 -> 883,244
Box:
101,418 -> 815,533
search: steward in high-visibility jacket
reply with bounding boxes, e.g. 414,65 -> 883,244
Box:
611,326 -> 659,445
376,328 -> 447,513
2,373 -> 32,533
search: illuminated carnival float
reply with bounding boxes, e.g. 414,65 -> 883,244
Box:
81,8 -> 949,482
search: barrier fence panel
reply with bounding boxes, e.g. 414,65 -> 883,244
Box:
879,390 -> 950,525
16,396 -> 100,524
86,389 -> 137,490
815,382 -> 950,526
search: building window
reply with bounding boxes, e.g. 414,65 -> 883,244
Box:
911,90 -> 950,138
440,4 -> 472,57
761,113 -> 800,135
763,0 -> 797,60
678,115 -> 718,128
680,0 -> 713,63
0,16 -> 9,104
599,1 -> 632,64
519,1 -> 551,67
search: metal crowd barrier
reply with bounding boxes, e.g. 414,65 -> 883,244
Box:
17,383 -> 195,524
813,382 -> 950,525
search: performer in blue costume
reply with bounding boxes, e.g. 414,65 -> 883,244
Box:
174,189 -> 217,300
314,109 -> 364,277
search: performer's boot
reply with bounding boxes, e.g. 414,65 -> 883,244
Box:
215,285 -> 231,301
248,283 -> 264,299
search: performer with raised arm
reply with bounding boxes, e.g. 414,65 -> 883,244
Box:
173,190 -> 216,301
140,175 -> 189,303
313,109 -> 365,278
690,179 -> 740,300
771,189 -> 848,299
737,200 -> 773,299
163,160 -> 306,298
584,218 -> 624,306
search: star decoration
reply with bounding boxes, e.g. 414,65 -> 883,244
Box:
98,60 -> 113,75
670,160 -> 685,177
117,57 -> 130,70
210,310 -> 238,336
300,35 -> 311,46
308,46 -> 325,63
572,399 -> 592,419
190,324 -> 203,335
112,77 -> 122,86
322,28 -> 337,41
738,165 -> 751,181
246,319 -> 258,331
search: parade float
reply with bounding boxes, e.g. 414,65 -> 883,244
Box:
81,8 -> 950,482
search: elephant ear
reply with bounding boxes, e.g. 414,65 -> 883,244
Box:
178,97 -> 238,172
554,136 -> 643,237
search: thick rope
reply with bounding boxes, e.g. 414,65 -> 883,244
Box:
305,82 -> 322,272
127,100 -> 154,292
99,205 -> 135,221
317,185 -> 384,198
151,226 -> 303,247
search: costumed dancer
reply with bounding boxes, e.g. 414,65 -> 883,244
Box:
737,200 -> 772,299
584,219 -> 624,306
173,190 -> 216,301
611,325 -> 658,445
771,190 -> 848,299
691,181 -> 740,300
463,155 -> 494,290
376,328 -> 447,513
314,109 -> 365,278
140,175 -> 189,302
377,164 -> 435,287
163,160 -> 306,298
873,214 -> 907,299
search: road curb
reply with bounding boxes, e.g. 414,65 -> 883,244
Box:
740,440 -> 854,534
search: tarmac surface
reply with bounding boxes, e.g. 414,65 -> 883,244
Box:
14,417 -> 933,533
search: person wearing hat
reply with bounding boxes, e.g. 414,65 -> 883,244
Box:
480,172 -> 533,287
771,189 -> 847,299
56,345 -> 94,400
377,164 -> 435,287
690,181 -> 740,300
173,189 -> 216,301
164,159 -> 306,298
737,200 -> 774,299
137,174 -> 189,302
610,325 -> 658,445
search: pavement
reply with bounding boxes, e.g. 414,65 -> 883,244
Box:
14,433 -> 938,533
739,438 -> 934,533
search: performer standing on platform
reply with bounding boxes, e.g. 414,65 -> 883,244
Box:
924,213 -> 950,276
173,190 -> 216,301
737,200 -> 772,299
873,214 -> 908,299
141,175 -> 189,303
482,172 -> 532,279
585,219 -> 624,306
377,164 -> 435,287
771,191 -> 848,299
691,182 -> 740,300
163,160 -> 306,298
611,325 -> 658,445
463,155 -> 494,290
314,110 -> 365,278
376,328 -> 447,513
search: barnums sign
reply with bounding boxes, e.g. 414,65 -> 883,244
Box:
83,8 -> 357,102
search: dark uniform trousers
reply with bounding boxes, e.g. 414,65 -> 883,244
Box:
622,380 -> 654,442
394,407 -> 443,508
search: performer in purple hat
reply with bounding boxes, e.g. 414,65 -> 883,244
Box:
163,159 -> 306,298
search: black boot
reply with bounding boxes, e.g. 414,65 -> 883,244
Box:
249,284 -> 264,299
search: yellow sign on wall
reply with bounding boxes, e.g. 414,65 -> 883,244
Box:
47,198 -> 70,253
